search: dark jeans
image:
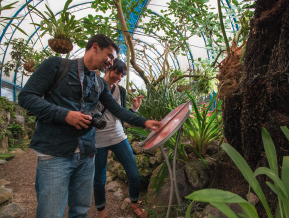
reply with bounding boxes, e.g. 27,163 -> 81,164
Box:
94,138 -> 140,208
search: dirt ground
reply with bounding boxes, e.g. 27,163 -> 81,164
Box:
0,148 -> 147,218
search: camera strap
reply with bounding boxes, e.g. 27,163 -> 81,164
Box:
77,57 -> 100,112
101,85 -> 116,115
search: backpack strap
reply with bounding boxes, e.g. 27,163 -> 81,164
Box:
44,58 -> 72,100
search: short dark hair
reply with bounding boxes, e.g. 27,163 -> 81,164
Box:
106,58 -> 127,75
86,34 -> 119,53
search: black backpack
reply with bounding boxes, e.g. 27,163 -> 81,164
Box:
44,58 -> 72,100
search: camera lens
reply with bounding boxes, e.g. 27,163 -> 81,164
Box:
91,118 -> 106,129
96,120 -> 106,129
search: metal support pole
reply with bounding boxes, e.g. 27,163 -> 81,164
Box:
173,126 -> 182,206
160,125 -> 183,218
160,145 -> 174,218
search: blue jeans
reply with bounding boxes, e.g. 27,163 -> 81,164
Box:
94,138 -> 140,208
35,153 -> 95,218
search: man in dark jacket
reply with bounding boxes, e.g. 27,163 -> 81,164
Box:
18,34 -> 161,218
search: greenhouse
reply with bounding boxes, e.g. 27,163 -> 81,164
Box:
0,0 -> 288,217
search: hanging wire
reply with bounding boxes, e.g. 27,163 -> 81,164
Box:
25,0 -> 45,50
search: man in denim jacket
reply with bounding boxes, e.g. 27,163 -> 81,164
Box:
18,34 -> 161,218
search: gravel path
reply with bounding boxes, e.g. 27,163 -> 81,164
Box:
0,148 -> 144,218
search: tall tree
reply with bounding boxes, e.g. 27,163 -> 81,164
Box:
223,0 -> 289,167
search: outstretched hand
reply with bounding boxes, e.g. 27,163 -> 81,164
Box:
132,95 -> 143,110
144,120 -> 162,132
65,111 -> 92,130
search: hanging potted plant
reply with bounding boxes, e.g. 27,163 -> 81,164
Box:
1,38 -> 55,77
28,0 -> 82,54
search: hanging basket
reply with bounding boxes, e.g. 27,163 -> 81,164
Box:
177,86 -> 184,92
48,38 -> 73,54
23,61 -> 36,73
131,89 -> 136,92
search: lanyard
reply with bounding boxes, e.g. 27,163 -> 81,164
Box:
77,57 -> 100,112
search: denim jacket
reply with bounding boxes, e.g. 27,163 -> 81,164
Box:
18,56 -> 147,158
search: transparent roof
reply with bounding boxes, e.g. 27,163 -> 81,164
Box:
0,0 -> 247,100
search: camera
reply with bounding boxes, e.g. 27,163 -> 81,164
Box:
82,109 -> 106,129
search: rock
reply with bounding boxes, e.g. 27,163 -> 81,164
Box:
113,189 -> 124,200
107,150 -> 113,158
0,202 -> 26,217
121,198 -> 131,210
21,132 -> 29,141
0,187 -> 13,204
206,140 -> 221,155
14,115 -> 25,127
192,203 -> 243,218
135,155 -> 152,189
0,111 -> 10,129
147,164 -> 177,213
131,141 -> 144,155
154,148 -> 164,165
10,149 -> 25,156
106,181 -> 121,192
0,160 -> 6,165
175,168 -> 193,199
0,179 -> 10,188
210,149 -> 228,162
185,159 -> 209,190
107,159 -> 126,181
106,171 -> 115,183
25,127 -> 33,139
247,192 -> 259,206
135,155 -> 149,169
0,136 -> 9,154
149,157 -> 157,167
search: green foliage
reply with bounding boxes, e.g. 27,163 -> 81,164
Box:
0,96 -> 14,112
0,152 -> 15,161
0,0 -> 27,36
0,38 -> 54,77
26,116 -> 36,124
28,0 -> 82,42
184,91 -> 222,158
185,127 -> 289,218
128,83 -> 190,121
7,123 -> 25,137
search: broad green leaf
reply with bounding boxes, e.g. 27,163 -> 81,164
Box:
210,203 -> 239,218
253,167 -> 288,198
186,189 -> 247,203
281,156 -> 289,195
262,128 -> 278,174
222,143 -> 273,218
281,126 -> 289,142
266,182 -> 282,198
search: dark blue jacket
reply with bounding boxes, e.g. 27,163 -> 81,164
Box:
18,57 -> 147,158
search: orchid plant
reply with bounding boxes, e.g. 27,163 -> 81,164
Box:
183,90 -> 223,159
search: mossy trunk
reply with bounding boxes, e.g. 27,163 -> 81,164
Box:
223,0 -> 289,167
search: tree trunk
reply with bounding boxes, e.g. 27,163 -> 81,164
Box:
223,0 -> 289,167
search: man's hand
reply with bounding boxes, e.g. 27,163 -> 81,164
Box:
65,111 -> 92,130
144,120 -> 162,132
132,95 -> 143,110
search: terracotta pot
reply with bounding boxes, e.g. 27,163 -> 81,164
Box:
177,87 -> 184,92
48,38 -> 73,54
23,61 -> 36,73
131,89 -> 136,92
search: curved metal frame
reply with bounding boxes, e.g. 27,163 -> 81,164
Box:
0,0 -> 236,101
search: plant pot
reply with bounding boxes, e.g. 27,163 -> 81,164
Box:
24,61 -> 36,73
48,38 -> 73,54
177,87 -> 184,92
131,89 -> 136,92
